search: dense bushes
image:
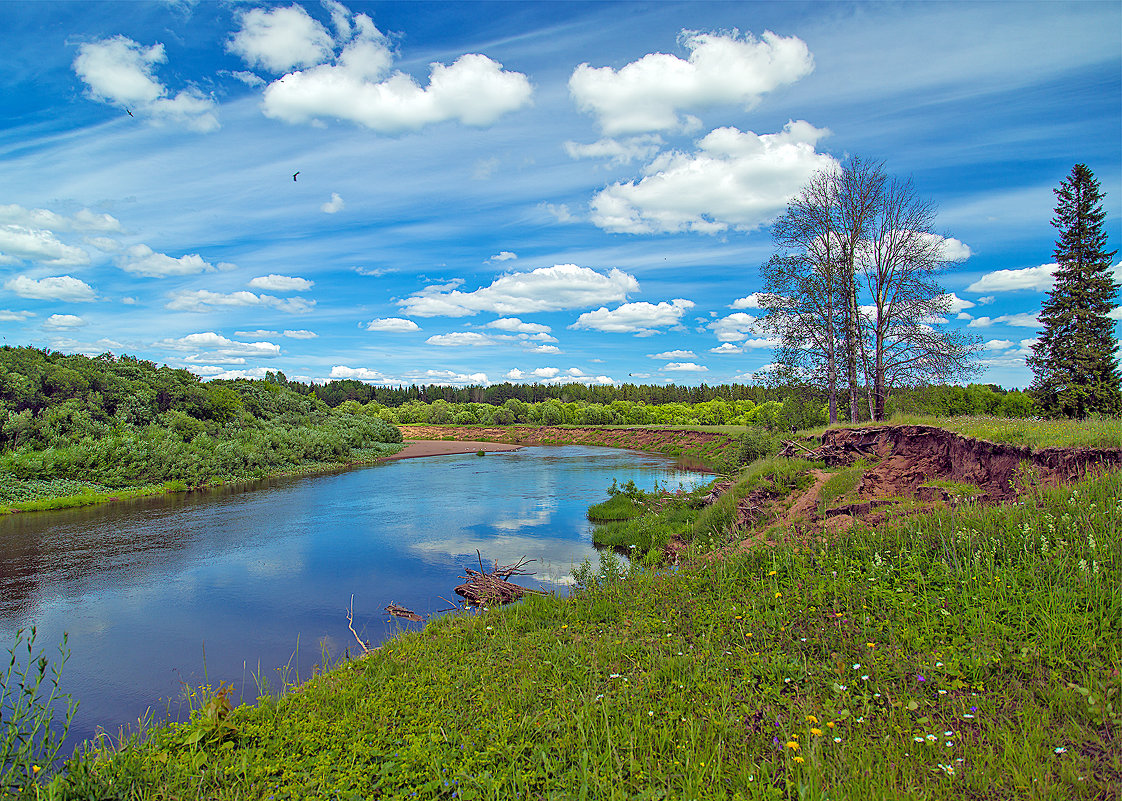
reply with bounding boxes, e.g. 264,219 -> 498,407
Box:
0,347 -> 401,489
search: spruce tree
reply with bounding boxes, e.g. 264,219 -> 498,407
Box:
1028,164 -> 1121,417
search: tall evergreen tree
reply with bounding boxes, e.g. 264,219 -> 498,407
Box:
1028,164 -> 1121,418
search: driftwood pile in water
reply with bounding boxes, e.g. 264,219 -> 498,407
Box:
454,554 -> 543,606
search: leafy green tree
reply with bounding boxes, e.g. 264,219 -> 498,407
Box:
1028,164 -> 1121,418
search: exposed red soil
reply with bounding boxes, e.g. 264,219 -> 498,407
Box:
753,424 -> 1122,535
799,424 -> 1122,503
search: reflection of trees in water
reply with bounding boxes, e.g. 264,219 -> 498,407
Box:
0,481 -> 273,624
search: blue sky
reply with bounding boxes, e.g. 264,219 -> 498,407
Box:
2,1 -> 1119,389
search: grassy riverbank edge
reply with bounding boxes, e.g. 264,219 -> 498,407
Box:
37,448 -> 1120,801
0,445 -> 405,516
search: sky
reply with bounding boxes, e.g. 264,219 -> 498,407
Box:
2,1 -> 1120,390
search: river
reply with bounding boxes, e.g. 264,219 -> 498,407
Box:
0,445 -> 707,757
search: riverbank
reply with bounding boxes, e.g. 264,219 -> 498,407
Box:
42,436 -> 1120,800
1,426 -> 736,516
399,424 -> 743,471
0,445 -> 405,516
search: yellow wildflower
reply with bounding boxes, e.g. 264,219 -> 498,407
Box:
785,741 -> 799,751
806,715 -> 818,724
793,756 -> 805,764
811,728 -> 822,736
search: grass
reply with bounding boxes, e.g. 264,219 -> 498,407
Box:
814,413 -> 1122,450
817,461 -> 868,514
587,494 -> 646,522
44,461 -> 1120,800
12,419 -> 1120,799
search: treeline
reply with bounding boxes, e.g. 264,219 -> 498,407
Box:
273,371 -> 1035,419
0,346 -> 1040,488
0,347 -> 402,489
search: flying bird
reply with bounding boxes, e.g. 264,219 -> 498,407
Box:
293,171 -> 300,182
125,108 -> 133,117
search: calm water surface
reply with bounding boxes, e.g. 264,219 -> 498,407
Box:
0,445 -> 706,754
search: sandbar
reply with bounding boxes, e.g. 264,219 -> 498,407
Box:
382,439 -> 523,461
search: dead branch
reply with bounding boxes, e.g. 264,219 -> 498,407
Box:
454,556 -> 544,606
347,594 -> 371,655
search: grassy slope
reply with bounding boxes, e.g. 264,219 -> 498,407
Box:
32,420 -> 1122,799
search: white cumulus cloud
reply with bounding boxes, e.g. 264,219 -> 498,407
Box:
166,290 -> 314,314
710,343 -> 743,354
366,317 -> 420,332
486,317 -> 551,334
118,244 -> 227,277
648,349 -> 695,359
709,312 -> 763,342
569,29 -> 813,135
5,275 -> 97,302
425,332 -> 499,347
248,274 -> 314,292
591,121 -> 836,234
730,293 -> 767,310
488,251 -> 518,262
939,293 -> 976,313
399,264 -> 639,317
227,4 -> 336,73
43,314 -> 87,329
662,362 -> 708,373
967,264 -> 1056,293
73,35 -> 219,131
0,225 -> 90,268
240,6 -> 532,133
571,299 -> 694,335
321,193 -> 345,214
0,310 -> 34,321
155,332 -> 281,357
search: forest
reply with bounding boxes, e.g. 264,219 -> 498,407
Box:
0,346 -> 402,492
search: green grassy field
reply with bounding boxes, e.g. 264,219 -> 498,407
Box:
818,414 -> 1122,450
7,418 -> 1121,800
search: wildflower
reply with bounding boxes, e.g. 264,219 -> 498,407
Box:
867,642 -> 876,648
853,663 -> 861,670
811,728 -> 822,736
937,763 -> 954,776
806,715 -> 818,724
793,756 -> 804,764
32,766 -> 40,775
917,674 -> 926,682
962,714 -> 974,719
914,736 -> 924,743
768,570 -> 777,575
648,711 -> 654,717
826,722 -> 835,729
861,674 -> 869,681
938,689 -> 947,695
562,625 -> 568,629
855,717 -> 864,723
775,592 -> 782,599
833,736 -> 842,742
1054,746 -> 1067,754
785,741 -> 800,751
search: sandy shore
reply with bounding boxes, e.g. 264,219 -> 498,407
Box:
381,439 -> 523,461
